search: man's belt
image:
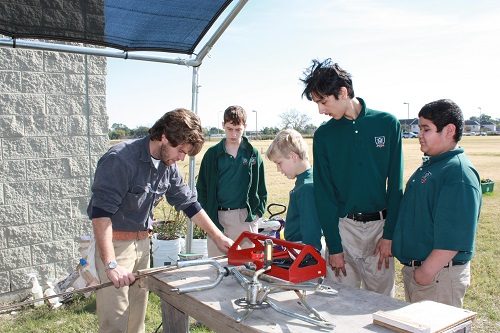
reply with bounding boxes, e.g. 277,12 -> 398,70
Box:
112,230 -> 151,241
218,206 -> 245,211
345,209 -> 387,222
402,260 -> 468,268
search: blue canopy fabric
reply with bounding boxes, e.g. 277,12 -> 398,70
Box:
0,0 -> 233,54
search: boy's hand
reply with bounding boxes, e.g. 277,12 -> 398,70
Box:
375,238 -> 392,270
413,267 -> 434,286
328,253 -> 347,277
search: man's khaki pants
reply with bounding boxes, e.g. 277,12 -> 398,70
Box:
402,262 -> 470,307
207,208 -> 258,257
324,217 -> 395,296
95,238 -> 150,333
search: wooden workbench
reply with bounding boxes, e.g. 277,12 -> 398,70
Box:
145,259 -> 471,333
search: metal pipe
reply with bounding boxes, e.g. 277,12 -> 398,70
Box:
195,0 -> 249,64
0,38 -> 198,66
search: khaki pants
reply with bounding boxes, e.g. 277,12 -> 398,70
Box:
324,217 -> 395,296
207,208 -> 258,257
95,238 -> 150,333
402,262 -> 470,307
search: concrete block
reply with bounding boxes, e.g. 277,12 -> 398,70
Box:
68,156 -> 90,177
26,158 -> 71,180
68,115 -> 87,135
88,75 -> 106,95
89,95 -> 106,116
0,115 -> 24,137
13,49 -> 44,71
0,48 -> 15,70
90,135 -> 109,154
88,56 -> 107,75
0,160 -> 26,182
3,181 -> 50,204
90,115 -> 109,135
0,71 -> 21,93
0,228 -> 7,249
29,199 -> 72,223
21,72 -> 65,94
47,136 -> 88,157
46,94 -> 85,115
44,52 -> 85,73
2,137 -> 48,159
10,264 -> 55,290
0,184 -> 3,205
24,115 -> 68,136
0,271 -> 9,293
7,223 -> 52,248
50,177 -> 89,199
32,240 -> 74,264
0,246 -> 31,270
53,218 -> 87,240
0,93 -> 45,116
71,197 -> 90,219
65,74 -> 86,94
0,204 -> 28,227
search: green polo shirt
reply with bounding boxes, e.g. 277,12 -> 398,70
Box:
216,141 -> 249,209
392,148 -> 481,263
313,98 -> 403,254
285,168 -> 323,250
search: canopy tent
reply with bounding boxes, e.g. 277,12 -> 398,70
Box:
0,0 -> 248,251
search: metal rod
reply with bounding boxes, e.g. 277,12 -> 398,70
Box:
0,265 -> 180,313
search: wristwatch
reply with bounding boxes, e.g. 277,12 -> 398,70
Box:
106,260 -> 118,271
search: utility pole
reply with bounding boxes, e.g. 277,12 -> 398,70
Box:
403,102 -> 410,132
252,110 -> 258,139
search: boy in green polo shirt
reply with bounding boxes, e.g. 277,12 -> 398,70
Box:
301,58 -> 403,296
392,99 -> 481,307
197,105 -> 267,257
266,129 -> 322,251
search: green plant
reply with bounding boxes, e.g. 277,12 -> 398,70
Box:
153,201 -> 187,240
192,224 -> 208,239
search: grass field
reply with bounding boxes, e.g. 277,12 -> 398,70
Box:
0,136 -> 498,332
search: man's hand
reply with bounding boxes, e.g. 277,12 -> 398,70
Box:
106,265 -> 136,288
375,238 -> 392,270
213,234 -> 234,254
329,253 -> 347,277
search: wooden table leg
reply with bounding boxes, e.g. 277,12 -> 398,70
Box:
161,299 -> 189,333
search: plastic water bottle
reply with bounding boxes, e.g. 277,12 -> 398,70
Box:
79,258 -> 99,287
27,273 -> 44,307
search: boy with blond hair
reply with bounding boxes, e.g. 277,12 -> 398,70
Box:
266,129 -> 322,250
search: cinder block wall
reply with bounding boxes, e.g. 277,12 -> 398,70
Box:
0,44 -> 108,303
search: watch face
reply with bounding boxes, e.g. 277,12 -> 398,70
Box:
108,260 -> 118,269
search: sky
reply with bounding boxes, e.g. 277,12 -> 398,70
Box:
106,0 -> 500,132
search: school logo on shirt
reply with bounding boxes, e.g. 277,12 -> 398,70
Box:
374,136 -> 385,148
421,171 -> 432,184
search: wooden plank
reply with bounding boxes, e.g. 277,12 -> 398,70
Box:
372,301 -> 476,333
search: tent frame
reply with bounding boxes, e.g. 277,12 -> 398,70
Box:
0,0 -> 248,252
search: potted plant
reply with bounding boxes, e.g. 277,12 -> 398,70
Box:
151,200 -> 187,267
480,178 -> 495,194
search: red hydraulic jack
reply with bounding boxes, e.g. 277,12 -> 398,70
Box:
227,231 -> 326,283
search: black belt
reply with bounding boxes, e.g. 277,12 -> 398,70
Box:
346,209 -> 387,222
402,260 -> 468,268
218,206 -> 245,211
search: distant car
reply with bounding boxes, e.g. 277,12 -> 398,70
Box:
402,132 -> 418,138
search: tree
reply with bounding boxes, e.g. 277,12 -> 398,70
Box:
279,109 -> 312,133
131,126 -> 149,138
261,127 -> 280,135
